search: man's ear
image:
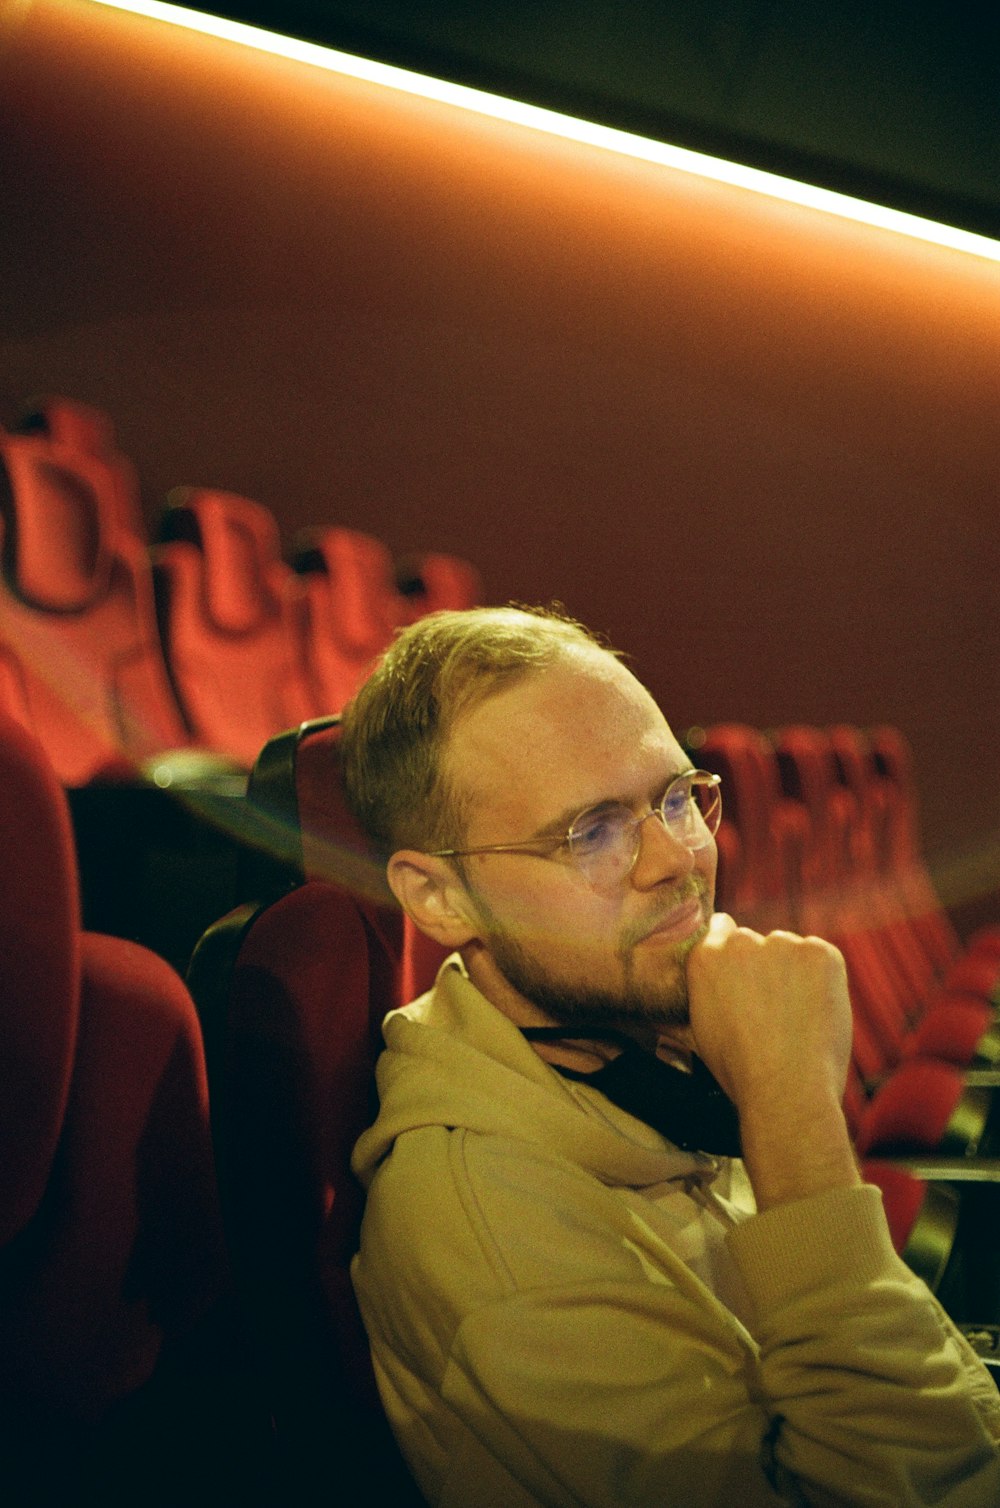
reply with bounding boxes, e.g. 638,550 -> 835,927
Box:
387,850 -> 479,949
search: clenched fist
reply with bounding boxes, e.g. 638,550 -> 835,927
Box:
686,913 -> 861,1211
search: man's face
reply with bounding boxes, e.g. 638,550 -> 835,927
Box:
439,647 -> 717,1030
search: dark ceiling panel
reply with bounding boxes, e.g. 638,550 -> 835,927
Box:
185,0 -> 1000,238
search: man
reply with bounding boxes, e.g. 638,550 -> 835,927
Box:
342,604 -> 1000,1507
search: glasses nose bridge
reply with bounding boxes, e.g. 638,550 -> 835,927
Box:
636,805 -> 665,837
629,802 -> 684,866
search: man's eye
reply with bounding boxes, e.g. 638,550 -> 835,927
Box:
569,808 -> 628,853
661,787 -> 692,821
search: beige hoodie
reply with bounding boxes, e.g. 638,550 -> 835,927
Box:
352,959 -> 1000,1508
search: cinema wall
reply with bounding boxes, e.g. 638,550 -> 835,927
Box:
1,0 -> 998,921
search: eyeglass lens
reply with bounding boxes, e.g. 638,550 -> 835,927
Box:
566,774 -> 720,881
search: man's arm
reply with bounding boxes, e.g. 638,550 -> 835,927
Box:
359,1124 -> 1000,1508
682,912 -> 1000,1501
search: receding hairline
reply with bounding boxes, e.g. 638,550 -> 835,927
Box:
339,603 -> 628,855
433,638 -> 651,851
436,613 -> 622,726
448,633 -> 627,724
417,620 -> 626,848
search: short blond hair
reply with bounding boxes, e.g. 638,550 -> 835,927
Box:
340,604 -> 616,854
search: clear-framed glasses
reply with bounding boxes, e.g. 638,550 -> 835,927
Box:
428,769 -> 722,887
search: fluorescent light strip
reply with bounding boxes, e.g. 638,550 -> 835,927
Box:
86,0 -> 1000,265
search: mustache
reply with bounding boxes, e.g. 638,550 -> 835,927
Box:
620,876 -> 711,950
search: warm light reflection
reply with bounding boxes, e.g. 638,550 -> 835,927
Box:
84,0 -> 1000,265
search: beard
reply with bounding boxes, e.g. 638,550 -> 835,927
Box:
473,879 -> 711,1032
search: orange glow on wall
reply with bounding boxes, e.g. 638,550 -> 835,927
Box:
82,0 -> 1000,265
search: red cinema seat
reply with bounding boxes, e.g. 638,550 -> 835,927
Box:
0,712 -> 255,1501
395,549 -> 481,618
692,723 -> 810,934
825,725 -> 999,1069
153,489 -> 320,766
774,725 -> 940,1072
698,722 -> 999,1163
292,527 -> 405,715
0,718 -> 80,1253
865,725 -> 1000,1001
0,428 -> 192,783
0,634 -> 32,730
771,726 -> 998,1138
857,1160 -> 999,1328
16,396 -> 146,539
293,528 -> 482,716
189,718 -> 441,1502
238,716 -> 445,1031
19,395 -> 119,454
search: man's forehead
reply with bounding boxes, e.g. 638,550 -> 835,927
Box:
454,646 -> 650,737
442,649 -> 679,814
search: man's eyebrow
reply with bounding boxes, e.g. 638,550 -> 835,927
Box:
525,765 -> 696,842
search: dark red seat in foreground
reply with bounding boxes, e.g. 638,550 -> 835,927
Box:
0,711 -> 266,1503
189,718 -> 444,1502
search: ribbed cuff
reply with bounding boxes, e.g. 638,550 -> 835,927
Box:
727,1183 -> 901,1315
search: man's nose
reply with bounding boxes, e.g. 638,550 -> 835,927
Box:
629,809 -> 697,888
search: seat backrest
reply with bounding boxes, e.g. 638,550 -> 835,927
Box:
697,722 -> 880,1124
826,724 -> 950,995
293,529 -> 483,716
772,723 -> 923,1089
0,636 -> 33,730
153,489 -> 319,766
0,431 -> 191,782
395,549 -> 481,618
189,716 -> 437,1500
190,883 -> 424,1502
694,723 -> 807,933
244,716 -> 446,1000
293,527 -> 406,715
19,396 -> 118,455
0,712 -> 232,1490
0,714 -> 81,1246
866,724 -> 964,973
16,395 -> 146,539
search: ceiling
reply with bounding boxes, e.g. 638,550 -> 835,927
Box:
184,0 -> 999,240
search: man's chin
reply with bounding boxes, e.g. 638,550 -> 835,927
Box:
621,926 -> 704,1019
481,914 -> 696,1032
522,974 -> 692,1034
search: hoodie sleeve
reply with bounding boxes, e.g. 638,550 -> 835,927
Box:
358,1127 -> 1000,1508
726,1183 -> 1000,1507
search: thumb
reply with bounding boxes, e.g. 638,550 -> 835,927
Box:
700,911 -> 738,949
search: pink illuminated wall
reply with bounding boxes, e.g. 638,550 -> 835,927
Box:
1,0 -> 998,919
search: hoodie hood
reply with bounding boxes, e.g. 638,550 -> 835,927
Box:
352,957 -> 719,1192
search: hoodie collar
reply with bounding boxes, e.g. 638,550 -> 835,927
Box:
352,957 -> 720,1193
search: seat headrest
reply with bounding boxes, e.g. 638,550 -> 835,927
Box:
161,489 -> 283,634
1,440 -> 113,611
19,397 -> 117,457
248,717 -> 394,905
395,551 -> 481,615
294,526 -> 399,653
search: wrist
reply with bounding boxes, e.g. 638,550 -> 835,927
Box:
738,1092 -> 861,1212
